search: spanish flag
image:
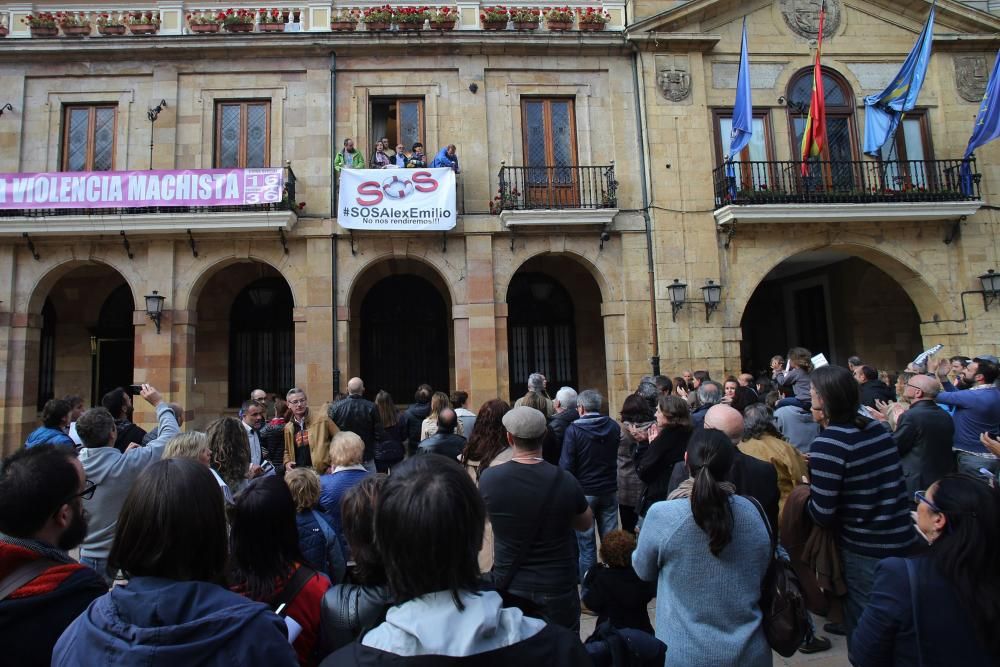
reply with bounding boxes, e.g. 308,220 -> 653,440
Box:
800,3 -> 827,175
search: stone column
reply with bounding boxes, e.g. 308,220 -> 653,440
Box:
464,235 -> 499,406
0,312 -> 42,454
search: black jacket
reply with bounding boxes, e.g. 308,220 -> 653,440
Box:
319,584 -> 393,654
402,401 -> 431,455
259,420 -> 286,468
859,381 -> 895,409
635,426 -> 691,516
581,564 -> 656,635
893,400 -> 956,494
418,433 -> 467,460
113,419 -> 146,453
329,395 -> 383,462
322,623 -> 592,666
544,409 -> 579,465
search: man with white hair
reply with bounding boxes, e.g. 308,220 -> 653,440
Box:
544,387 -> 578,464
514,372 -> 554,417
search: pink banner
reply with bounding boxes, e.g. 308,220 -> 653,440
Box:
0,167 -> 284,210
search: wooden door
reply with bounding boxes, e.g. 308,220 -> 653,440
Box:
521,99 -> 578,207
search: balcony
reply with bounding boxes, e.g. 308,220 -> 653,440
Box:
496,164 -> 619,228
0,165 -> 299,237
712,158 -> 983,226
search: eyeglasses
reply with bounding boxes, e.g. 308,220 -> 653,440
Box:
70,480 -> 97,502
288,399 -> 307,406
913,490 -> 942,513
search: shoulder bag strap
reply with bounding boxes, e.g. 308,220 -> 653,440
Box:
746,495 -> 777,557
0,558 -> 61,601
272,564 -> 317,617
906,559 -> 924,667
496,466 -> 563,592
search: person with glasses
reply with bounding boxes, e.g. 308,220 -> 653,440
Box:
0,445 -> 107,666
871,374 -> 955,494
850,473 -> 1000,665
283,387 -> 339,474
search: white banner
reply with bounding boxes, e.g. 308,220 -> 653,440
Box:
337,167 -> 456,230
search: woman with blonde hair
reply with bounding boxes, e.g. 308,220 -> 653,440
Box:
318,432 -> 371,546
165,431 -> 235,505
420,391 -> 464,441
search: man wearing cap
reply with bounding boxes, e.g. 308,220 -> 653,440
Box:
933,355 -> 1000,475
478,406 -> 593,633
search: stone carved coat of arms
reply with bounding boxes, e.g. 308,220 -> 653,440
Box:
657,65 -> 691,102
780,0 -> 841,40
955,55 -> 989,103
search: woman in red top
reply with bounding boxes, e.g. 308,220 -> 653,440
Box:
228,476 -> 331,666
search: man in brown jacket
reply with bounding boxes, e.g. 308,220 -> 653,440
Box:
283,387 -> 339,473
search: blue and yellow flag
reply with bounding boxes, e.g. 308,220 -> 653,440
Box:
862,6 -> 935,157
729,18 -> 753,161
961,49 -> 1000,195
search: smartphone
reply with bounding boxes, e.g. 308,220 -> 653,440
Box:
260,460 -> 275,475
128,384 -> 143,395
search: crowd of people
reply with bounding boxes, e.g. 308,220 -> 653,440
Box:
1,345 -> 998,666
333,136 -> 460,174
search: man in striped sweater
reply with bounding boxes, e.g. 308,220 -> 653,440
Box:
806,365 -> 916,640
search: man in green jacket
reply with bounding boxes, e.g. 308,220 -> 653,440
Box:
334,138 -> 365,174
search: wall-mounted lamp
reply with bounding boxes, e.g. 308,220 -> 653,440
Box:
979,269 -> 1000,311
668,279 -> 687,322
144,290 -> 165,333
0,103 -> 12,118
468,82 -> 479,94
147,100 -> 167,170
701,279 -> 722,322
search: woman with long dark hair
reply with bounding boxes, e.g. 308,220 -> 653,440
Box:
806,365 -> 915,638
851,473 -> 1000,665
229,475 -> 331,666
633,395 -> 692,519
53,459 -> 296,665
373,391 -> 405,473
458,398 -> 511,571
633,429 -> 771,666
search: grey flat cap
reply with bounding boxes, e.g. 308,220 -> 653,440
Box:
502,406 -> 547,439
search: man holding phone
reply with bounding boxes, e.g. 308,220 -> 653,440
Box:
241,400 -> 272,477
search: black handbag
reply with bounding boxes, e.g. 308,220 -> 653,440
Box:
748,496 -> 810,657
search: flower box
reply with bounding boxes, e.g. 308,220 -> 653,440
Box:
430,20 -> 455,30
128,24 -> 158,35
482,20 -> 507,30
190,23 -> 221,33
98,24 -> 126,35
225,22 -> 253,32
513,21 -> 539,30
0,26 -> 7,37
365,21 -> 389,30
30,26 -> 59,37
579,22 -> 604,31
258,22 -> 285,32
546,20 -> 573,31
61,25 -> 92,37
330,21 -> 356,31
396,22 -> 421,31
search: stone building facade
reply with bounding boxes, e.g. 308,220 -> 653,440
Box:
0,0 -> 997,451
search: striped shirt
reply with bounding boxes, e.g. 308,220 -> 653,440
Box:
807,419 -> 916,558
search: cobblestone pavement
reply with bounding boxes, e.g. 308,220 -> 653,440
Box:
579,604 -> 850,666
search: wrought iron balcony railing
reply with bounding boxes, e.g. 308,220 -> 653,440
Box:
496,164 -> 617,211
712,158 -> 981,209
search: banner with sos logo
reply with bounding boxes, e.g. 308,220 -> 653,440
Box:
337,167 -> 456,230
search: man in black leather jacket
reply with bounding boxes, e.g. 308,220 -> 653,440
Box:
328,377 -> 383,471
417,410 -> 466,459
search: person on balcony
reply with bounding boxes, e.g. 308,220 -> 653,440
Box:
371,140 -> 392,169
393,143 -> 410,168
405,143 -> 427,169
334,138 -> 364,175
430,144 -> 460,174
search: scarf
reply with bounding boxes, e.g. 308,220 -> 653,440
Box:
667,477 -> 737,501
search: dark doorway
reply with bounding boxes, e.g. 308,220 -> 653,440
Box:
792,284 -> 830,356
94,284 -> 135,403
229,277 -> 294,407
507,272 -> 577,400
361,274 -> 449,402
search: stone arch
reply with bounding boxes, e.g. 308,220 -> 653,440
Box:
729,239 -> 951,327
25,256 -> 138,315
342,251 -> 460,312
182,252 -> 300,312
498,246 -> 615,305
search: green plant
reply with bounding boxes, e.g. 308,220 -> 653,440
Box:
392,6 -> 431,24
510,7 -> 541,22
543,6 -> 574,22
56,12 -> 91,28
126,11 -> 160,26
576,7 -> 609,24
331,8 -> 359,23
22,12 -> 57,28
97,12 -> 126,27
187,11 -> 224,25
222,8 -> 255,26
430,7 -> 456,24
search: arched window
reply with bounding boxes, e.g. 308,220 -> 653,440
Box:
507,272 -> 577,399
787,67 -> 858,175
229,277 -> 294,407
95,284 -> 136,404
